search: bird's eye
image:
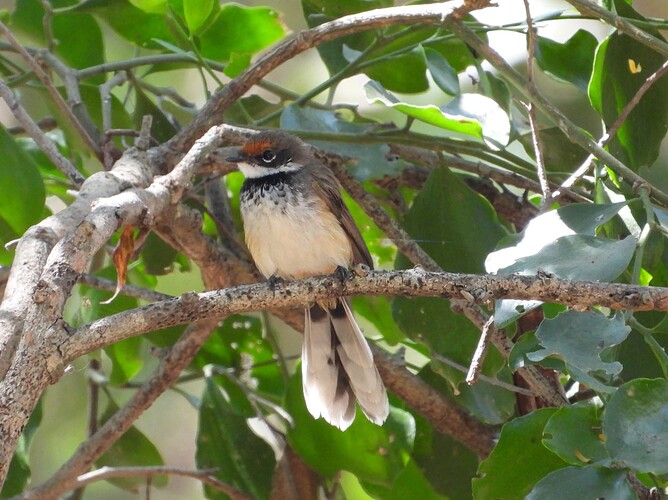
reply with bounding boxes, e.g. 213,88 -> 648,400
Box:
261,150 -> 276,163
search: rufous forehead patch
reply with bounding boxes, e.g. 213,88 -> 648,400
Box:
241,139 -> 272,157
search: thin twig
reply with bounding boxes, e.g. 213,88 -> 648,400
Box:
432,350 -> 534,396
522,0 -> 550,204
442,17 -> 668,207
465,315 -> 495,385
565,0 -> 668,58
21,321 -> 219,499
0,78 -> 84,185
551,58 -> 668,202
78,274 -> 172,303
0,21 -> 101,159
74,466 -> 253,500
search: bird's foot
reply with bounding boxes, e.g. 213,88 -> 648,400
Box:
268,275 -> 285,291
334,265 -> 352,283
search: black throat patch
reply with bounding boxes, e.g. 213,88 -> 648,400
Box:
240,170 -> 298,201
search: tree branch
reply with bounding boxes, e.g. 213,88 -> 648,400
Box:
63,272 -> 668,363
161,2 -> 469,163
73,466 -> 253,500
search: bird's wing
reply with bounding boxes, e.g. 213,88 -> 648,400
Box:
311,170 -> 373,269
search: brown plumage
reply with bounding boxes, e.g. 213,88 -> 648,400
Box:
227,130 -> 389,430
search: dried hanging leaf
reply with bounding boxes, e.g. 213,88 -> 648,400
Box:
101,226 -> 135,305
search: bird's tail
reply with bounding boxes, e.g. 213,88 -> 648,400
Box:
301,299 -> 389,430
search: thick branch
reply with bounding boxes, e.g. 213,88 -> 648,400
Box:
64,271 -> 668,363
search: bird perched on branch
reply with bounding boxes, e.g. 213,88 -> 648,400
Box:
227,130 -> 389,430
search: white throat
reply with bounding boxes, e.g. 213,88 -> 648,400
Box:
237,161 -> 302,179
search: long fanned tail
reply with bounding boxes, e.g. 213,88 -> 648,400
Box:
302,300 -> 389,430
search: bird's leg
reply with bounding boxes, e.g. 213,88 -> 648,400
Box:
268,274 -> 285,290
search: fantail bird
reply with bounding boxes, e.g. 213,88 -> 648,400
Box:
226,130 -> 389,430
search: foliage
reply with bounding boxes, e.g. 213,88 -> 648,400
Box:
1,0 -> 668,498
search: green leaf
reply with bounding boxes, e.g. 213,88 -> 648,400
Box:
588,1 -> 668,168
527,310 -> 631,392
12,1 -> 105,83
400,167 -> 507,274
140,232 -> 179,275
197,376 -> 276,499
286,370 -> 413,486
365,80 -> 510,149
363,459 -> 446,500
183,0 -> 214,34
97,399 -> 167,490
107,336 -> 144,385
473,408 -> 567,499
301,0 -> 392,75
80,0 -> 179,50
526,466 -> 635,500
193,315 -> 284,399
0,125 -> 46,237
280,105 -> 407,181
542,402 -> 609,466
1,399 -> 43,497
412,413 -> 479,499
364,49 -> 429,93
199,4 -> 284,62
535,30 -> 598,93
129,0 -> 167,14
486,202 -> 632,326
518,127 -> 589,172
352,296 -> 404,345
424,46 -> 460,95
604,378 -> 668,474
393,168 -> 507,389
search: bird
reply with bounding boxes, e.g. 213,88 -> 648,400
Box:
226,130 -> 389,430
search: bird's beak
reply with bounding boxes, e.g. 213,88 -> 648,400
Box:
225,148 -> 245,163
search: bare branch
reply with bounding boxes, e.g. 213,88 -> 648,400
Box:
162,2 -> 475,162
64,271 -> 668,363
73,466 -> 253,500
0,21 -> 102,159
20,320 -> 219,500
442,17 -> 668,207
0,78 -> 84,185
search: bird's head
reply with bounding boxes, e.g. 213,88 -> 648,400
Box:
227,130 -> 308,178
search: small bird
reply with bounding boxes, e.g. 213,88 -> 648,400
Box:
227,130 -> 389,430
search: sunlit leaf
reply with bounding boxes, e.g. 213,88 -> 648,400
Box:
183,0 -> 214,34
199,4 -> 284,62
486,202 -> 631,326
365,80 -> 510,149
